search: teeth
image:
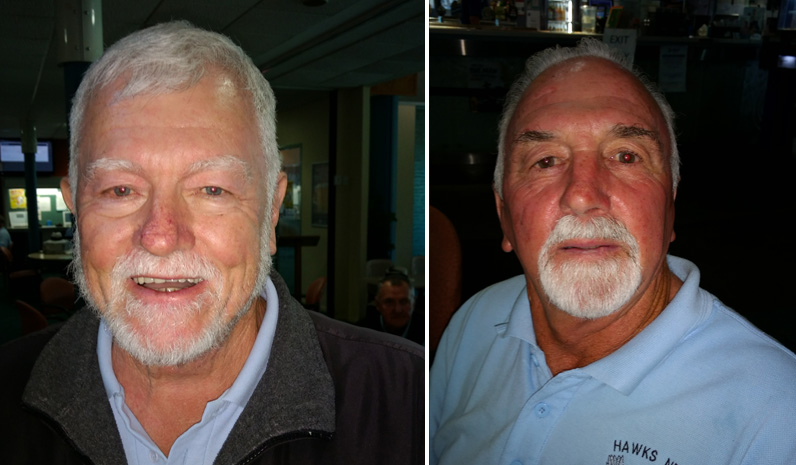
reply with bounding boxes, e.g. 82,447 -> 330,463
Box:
132,277 -> 203,285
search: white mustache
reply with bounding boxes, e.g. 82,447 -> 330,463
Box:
111,249 -> 221,283
545,216 -> 639,254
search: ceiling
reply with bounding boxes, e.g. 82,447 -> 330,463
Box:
0,0 -> 426,140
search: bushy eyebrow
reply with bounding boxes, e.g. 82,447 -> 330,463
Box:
610,124 -> 663,151
187,155 -> 253,183
84,158 -> 140,183
83,155 -> 254,184
514,125 -> 663,152
514,130 -> 555,144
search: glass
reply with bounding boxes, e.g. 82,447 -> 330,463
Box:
582,5 -> 597,32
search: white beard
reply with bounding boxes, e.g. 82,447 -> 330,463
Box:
70,223 -> 272,367
537,216 -> 642,319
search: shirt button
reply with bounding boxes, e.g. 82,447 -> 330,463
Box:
530,354 -> 539,367
534,402 -> 551,418
149,450 -> 159,462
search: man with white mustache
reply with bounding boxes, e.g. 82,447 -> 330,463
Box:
0,21 -> 424,465
430,39 -> 796,465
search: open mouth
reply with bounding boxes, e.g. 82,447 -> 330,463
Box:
132,276 -> 204,293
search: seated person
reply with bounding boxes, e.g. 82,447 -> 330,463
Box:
359,268 -> 424,346
0,217 -> 12,249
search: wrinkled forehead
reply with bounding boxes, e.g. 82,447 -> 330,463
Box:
528,57 -> 654,109
514,57 -> 671,149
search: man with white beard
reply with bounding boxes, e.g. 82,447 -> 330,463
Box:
0,21 -> 423,465
430,39 -> 796,465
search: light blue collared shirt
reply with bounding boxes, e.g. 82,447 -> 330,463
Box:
98,277 -> 279,465
430,256 -> 796,465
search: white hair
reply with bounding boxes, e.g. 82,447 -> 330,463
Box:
494,38 -> 679,198
68,20 -> 281,213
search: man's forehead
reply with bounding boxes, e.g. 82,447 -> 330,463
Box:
380,280 -> 411,294
511,58 -> 669,145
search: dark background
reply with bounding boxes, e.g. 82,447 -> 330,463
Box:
430,29 -> 796,351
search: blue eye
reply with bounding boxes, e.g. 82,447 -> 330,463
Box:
203,186 -> 224,196
113,186 -> 131,197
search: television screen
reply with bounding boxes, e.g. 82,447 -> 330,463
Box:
0,139 -> 54,173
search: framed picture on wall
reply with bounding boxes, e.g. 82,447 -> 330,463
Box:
278,145 -> 301,236
311,162 -> 328,228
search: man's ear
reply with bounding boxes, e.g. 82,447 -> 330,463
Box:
494,188 -> 514,253
269,172 -> 288,255
60,177 -> 76,214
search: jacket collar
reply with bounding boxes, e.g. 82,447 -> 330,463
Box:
215,271 -> 336,462
23,270 -> 335,464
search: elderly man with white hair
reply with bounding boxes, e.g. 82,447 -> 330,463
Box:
430,39 -> 796,465
0,21 -> 423,465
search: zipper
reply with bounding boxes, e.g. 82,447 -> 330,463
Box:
235,429 -> 334,465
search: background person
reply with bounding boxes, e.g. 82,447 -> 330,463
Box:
359,268 -> 424,345
0,217 -> 12,249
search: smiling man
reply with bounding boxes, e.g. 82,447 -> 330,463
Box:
430,39 -> 796,465
0,21 -> 423,465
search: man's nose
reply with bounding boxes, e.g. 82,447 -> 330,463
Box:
559,155 -> 610,216
138,194 -> 195,256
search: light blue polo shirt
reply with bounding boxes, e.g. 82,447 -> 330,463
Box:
98,277 -> 279,465
430,256 -> 796,465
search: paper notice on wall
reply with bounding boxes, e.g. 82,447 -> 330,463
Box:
603,29 -> 637,67
526,9 -> 541,29
9,188 -> 26,209
38,196 -> 52,212
9,211 -> 27,228
467,60 -> 503,89
55,191 -> 67,210
659,46 -> 688,92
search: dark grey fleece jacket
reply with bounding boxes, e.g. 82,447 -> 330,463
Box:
0,271 -> 425,465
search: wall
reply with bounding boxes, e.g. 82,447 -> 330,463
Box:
333,87 -> 370,322
275,97 -> 330,309
394,103 -> 420,272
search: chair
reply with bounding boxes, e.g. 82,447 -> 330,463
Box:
304,276 -> 327,312
15,300 -> 48,335
365,259 -> 394,279
40,276 -> 77,317
429,206 -> 462,362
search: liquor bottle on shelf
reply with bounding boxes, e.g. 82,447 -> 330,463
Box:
545,0 -> 573,31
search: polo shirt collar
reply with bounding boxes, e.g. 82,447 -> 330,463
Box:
500,282 -> 538,346
582,256 -> 714,394
500,255 -> 715,396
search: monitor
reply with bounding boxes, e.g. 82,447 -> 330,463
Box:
0,139 -> 54,173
